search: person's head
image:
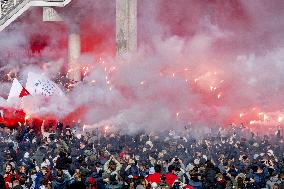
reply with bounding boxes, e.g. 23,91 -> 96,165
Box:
74,169 -> 81,175
279,172 -> 284,181
129,181 -> 135,188
172,181 -> 180,189
128,158 -> 135,165
19,175 -> 27,186
205,160 -> 214,168
5,163 -> 12,173
41,179 -> 51,188
41,167 -> 48,175
109,161 -> 117,171
80,141 -> 86,149
256,166 -> 263,173
216,173 -> 224,182
66,129 -> 71,136
59,151 -> 66,157
12,179 -> 19,188
154,164 -> 162,173
18,166 -> 26,174
95,162 -> 101,168
30,168 -> 37,176
88,177 -> 96,186
270,170 -> 278,178
140,179 -> 146,187
151,182 -> 158,189
168,165 -> 175,173
56,169 -> 63,178
74,172 -> 82,181
29,129 -> 34,134
237,176 -> 244,185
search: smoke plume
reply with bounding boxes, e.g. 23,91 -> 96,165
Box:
0,0 -> 284,134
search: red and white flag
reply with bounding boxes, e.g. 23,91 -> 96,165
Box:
26,72 -> 63,96
7,78 -> 30,102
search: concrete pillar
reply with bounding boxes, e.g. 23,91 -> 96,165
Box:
68,25 -> 81,81
116,0 -> 137,56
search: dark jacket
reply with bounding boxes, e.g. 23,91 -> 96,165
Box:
56,152 -> 72,170
52,176 -> 69,189
126,164 -> 140,178
188,179 -> 203,189
204,166 -> 219,188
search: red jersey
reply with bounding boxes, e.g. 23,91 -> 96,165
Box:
145,173 -> 161,184
164,173 -> 177,186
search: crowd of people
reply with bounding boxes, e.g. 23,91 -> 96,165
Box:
0,121 -> 284,189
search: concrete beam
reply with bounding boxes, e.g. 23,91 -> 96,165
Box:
0,0 -> 71,31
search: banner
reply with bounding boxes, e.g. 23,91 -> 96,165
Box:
7,78 -> 30,102
26,72 -> 63,97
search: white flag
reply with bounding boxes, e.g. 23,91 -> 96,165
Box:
7,78 -> 30,102
26,72 -> 63,96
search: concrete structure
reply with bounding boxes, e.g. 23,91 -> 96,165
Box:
43,7 -> 63,21
43,6 -> 81,81
0,0 -> 137,81
67,25 -> 81,81
116,0 -> 137,56
0,0 -> 71,31
0,0 -> 81,81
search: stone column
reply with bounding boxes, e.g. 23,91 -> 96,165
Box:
42,7 -> 80,81
68,25 -> 81,81
116,0 -> 137,56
